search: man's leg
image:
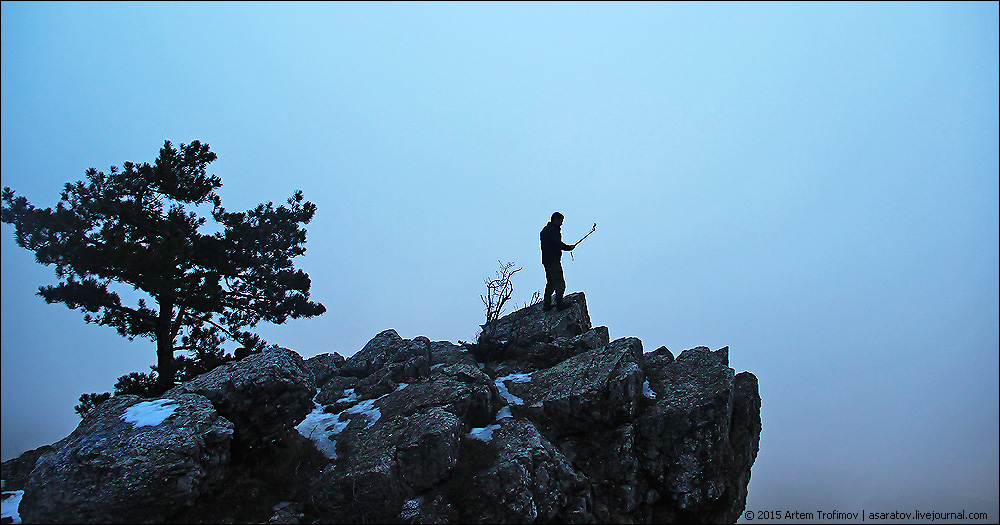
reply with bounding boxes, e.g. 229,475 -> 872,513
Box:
553,264 -> 567,309
543,263 -> 557,310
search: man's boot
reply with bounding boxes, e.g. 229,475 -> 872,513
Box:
543,302 -> 554,311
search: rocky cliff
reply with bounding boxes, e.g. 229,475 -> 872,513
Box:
1,292 -> 760,524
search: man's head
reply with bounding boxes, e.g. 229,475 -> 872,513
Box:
550,211 -> 564,225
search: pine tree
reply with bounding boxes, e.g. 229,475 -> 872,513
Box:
2,140 -> 326,395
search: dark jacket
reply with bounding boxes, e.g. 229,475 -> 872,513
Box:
540,221 -> 573,265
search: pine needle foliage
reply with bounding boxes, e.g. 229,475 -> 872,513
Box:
2,140 -> 326,395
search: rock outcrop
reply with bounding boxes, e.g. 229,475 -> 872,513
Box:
17,394 -> 233,524
2,291 -> 761,524
475,292 -> 596,368
167,346 -> 316,450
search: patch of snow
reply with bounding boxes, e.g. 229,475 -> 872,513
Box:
470,393 -> 520,441
122,399 -> 178,428
642,380 -> 657,399
430,363 -> 444,370
498,372 -> 531,383
1,490 -> 24,524
337,388 -> 358,403
495,373 -> 531,406
496,383 -> 522,405
344,398 -> 381,428
395,382 -> 409,391
295,402 -> 347,459
295,389 -> 388,460
468,423 -> 501,442
400,497 -> 423,520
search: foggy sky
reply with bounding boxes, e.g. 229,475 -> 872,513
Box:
2,2 -> 997,521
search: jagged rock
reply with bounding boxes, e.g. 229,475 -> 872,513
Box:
395,408 -> 465,492
304,351 -> 346,387
167,346 -> 315,450
515,325 -> 611,369
19,393 -> 232,524
309,363 -> 499,462
354,337 -> 433,398
393,337 -> 433,377
430,340 -> 478,368
637,346 -> 760,523
310,334 -> 473,420
336,330 -> 437,399
508,336 -> 645,434
557,423 -> 644,522
295,298 -> 759,524
306,363 -> 500,523
315,375 -> 359,406
375,364 -> 499,427
309,404 -> 467,523
171,432 -> 328,525
427,418 -> 593,523
11,291 -> 761,525
729,371 -> 762,520
340,329 -> 404,377
645,345 -> 675,371
1,444 -> 52,492
477,292 -> 592,363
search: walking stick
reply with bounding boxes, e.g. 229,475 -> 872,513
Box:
570,223 -> 596,261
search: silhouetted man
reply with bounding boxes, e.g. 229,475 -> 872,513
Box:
540,212 -> 575,311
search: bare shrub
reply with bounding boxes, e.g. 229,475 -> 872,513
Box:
470,261 -> 523,361
480,261 -> 521,336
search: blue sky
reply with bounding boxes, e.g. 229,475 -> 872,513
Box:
2,1 -> 997,520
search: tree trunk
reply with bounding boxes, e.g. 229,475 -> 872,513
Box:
154,301 -> 176,395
